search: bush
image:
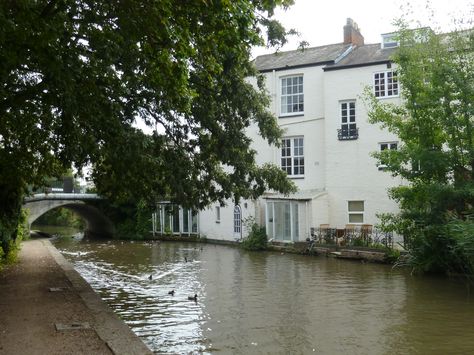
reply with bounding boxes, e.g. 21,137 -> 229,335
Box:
0,208 -> 28,268
384,248 -> 401,264
241,217 -> 268,251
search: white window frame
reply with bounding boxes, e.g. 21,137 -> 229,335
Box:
374,70 -> 398,98
154,203 -> 199,235
281,137 -> 304,178
280,75 -> 304,116
378,141 -> 398,170
381,33 -> 399,49
348,200 -> 364,224
265,201 -> 300,242
233,205 -> 242,238
339,100 -> 357,139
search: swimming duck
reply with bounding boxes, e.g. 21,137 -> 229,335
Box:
168,290 -> 175,296
148,274 -> 153,280
188,294 -> 197,301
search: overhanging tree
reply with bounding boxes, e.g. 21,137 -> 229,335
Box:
366,23 -> 474,274
0,1 -> 297,255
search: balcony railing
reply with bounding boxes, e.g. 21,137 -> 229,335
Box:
337,127 -> 359,140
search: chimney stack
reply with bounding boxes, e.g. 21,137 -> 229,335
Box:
344,18 -> 364,46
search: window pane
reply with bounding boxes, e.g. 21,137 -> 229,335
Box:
293,202 -> 299,241
281,76 -> 303,114
234,206 -> 241,234
281,136 -> 304,176
348,200 -> 364,212
191,210 -> 198,233
164,205 -> 172,232
349,213 -> 364,223
267,202 -> 274,239
274,202 -> 291,241
183,208 -> 189,232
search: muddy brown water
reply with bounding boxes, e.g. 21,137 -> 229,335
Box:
50,232 -> 474,354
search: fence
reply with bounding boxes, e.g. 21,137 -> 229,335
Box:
309,224 -> 394,249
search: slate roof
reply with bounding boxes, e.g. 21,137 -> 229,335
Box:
254,43 -> 351,72
254,42 -> 397,72
325,43 -> 397,71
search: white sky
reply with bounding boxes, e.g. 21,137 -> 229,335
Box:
252,0 -> 474,58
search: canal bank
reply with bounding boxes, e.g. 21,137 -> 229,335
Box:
151,234 -> 392,263
0,238 -> 152,355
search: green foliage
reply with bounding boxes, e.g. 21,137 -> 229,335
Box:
0,1 -> 297,255
34,208 -> 85,229
135,199 -> 153,238
365,20 -> 474,274
350,237 -> 366,247
241,217 -> 268,251
0,183 -> 25,258
90,198 -> 153,240
0,208 -> 28,268
384,248 -> 401,264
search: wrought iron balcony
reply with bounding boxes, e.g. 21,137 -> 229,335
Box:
337,127 -> 359,140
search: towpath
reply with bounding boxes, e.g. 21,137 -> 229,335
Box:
0,238 -> 152,355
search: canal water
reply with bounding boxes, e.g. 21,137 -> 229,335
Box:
51,233 -> 474,354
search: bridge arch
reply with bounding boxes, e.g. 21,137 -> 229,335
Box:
24,194 -> 114,238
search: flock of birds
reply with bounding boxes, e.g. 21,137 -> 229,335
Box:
147,256 -> 198,302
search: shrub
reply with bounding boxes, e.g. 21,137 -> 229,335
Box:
384,248 -> 401,264
241,217 -> 268,251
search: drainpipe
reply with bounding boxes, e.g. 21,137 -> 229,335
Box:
305,201 -> 309,240
273,69 -> 278,165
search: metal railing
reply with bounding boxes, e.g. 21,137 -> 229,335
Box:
310,224 -> 394,249
337,127 -> 359,140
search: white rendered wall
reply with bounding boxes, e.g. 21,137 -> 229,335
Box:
198,200 -> 254,242
323,63 -> 403,229
246,65 -> 327,192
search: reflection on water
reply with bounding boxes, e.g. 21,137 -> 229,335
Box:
52,234 -> 474,354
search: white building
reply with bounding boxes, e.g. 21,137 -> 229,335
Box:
155,19 -> 404,244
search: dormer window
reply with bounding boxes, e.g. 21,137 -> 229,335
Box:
381,33 -> 399,49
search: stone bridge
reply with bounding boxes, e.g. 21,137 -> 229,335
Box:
24,193 -> 114,238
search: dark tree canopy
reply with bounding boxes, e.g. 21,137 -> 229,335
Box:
0,1 -> 296,253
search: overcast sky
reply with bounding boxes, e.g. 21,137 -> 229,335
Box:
252,0 -> 474,58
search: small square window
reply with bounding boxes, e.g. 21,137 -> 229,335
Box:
348,201 -> 364,224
